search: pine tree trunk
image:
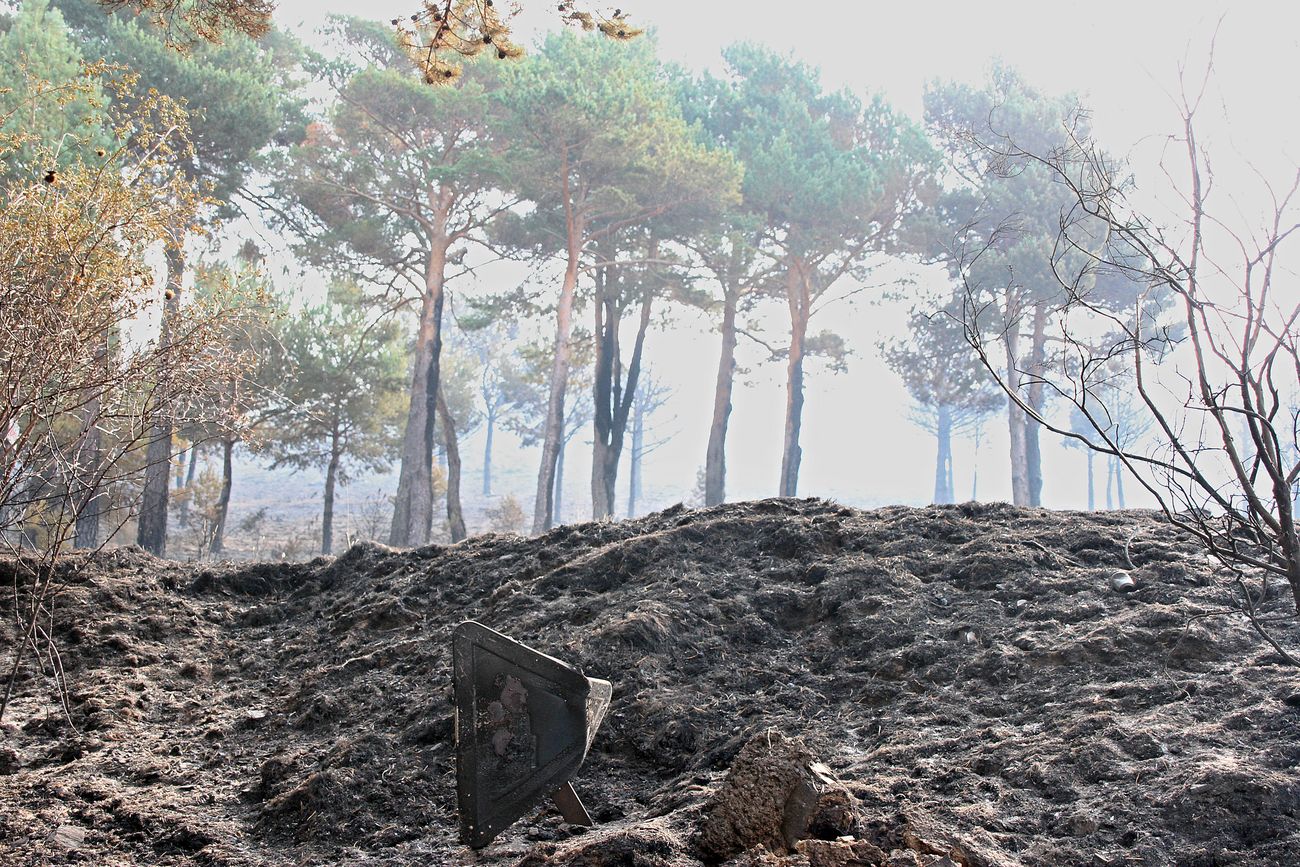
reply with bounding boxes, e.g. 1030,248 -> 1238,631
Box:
137,243 -> 185,556
532,200 -> 583,534
1003,323 -> 1030,507
209,437 -> 234,556
438,389 -> 467,543
934,405 -> 954,504
591,264 -> 620,519
1024,302 -> 1049,507
553,436 -> 566,527
322,426 -> 341,555
592,276 -> 653,520
628,398 -> 644,518
390,237 -> 449,547
705,289 -> 738,507
779,264 -> 810,498
73,423 -> 103,549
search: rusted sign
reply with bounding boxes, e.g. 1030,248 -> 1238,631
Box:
453,620 -> 612,848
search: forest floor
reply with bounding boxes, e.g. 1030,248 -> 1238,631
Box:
2,499 -> 1299,866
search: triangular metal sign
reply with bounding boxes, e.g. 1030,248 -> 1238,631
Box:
453,620 -> 612,848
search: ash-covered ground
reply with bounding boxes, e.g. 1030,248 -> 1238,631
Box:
2,499 -> 1299,866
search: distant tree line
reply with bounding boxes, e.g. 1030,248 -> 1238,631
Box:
3,0 -> 1295,580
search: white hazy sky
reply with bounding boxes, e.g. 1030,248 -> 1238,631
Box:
249,1 -> 1300,520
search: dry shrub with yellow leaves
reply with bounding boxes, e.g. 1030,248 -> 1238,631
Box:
0,66 -> 258,723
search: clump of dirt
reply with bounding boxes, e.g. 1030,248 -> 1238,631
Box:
2,499 -> 1299,866
694,732 -> 853,862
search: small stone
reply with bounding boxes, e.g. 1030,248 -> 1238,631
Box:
1012,635 -> 1035,651
0,746 -> 19,774
1062,810 -> 1101,836
49,824 -> 85,849
245,708 -> 268,722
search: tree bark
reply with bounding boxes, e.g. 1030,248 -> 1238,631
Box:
73,423 -> 103,549
390,235 -> 450,547
627,394 -> 644,518
137,243 -> 185,556
1002,319 -> 1031,507
532,198 -> 583,534
591,262 -> 619,519
591,265 -> 653,520
934,404 -> 953,504
322,425 -> 341,555
1024,301 -> 1050,507
779,263 -> 810,498
553,434 -> 566,527
438,389 -> 467,543
705,288 -> 738,507
209,437 -> 234,556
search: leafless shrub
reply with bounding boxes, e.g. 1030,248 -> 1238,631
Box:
959,60 -> 1300,660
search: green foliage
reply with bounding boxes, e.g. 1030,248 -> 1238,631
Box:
54,0 -> 303,208
491,30 -> 741,247
273,22 -> 505,285
924,65 -> 1094,309
0,0 -> 111,176
882,292 -> 1003,431
260,284 -> 407,482
180,260 -> 283,445
498,335 -> 594,447
692,44 -> 937,262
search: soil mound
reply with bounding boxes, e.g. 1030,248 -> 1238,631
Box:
2,499 -> 1299,866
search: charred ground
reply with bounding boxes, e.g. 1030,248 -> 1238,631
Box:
1,499 -> 1298,866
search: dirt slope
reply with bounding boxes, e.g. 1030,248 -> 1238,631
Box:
1,499 -> 1298,866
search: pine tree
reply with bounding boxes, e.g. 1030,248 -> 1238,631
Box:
261,285 -> 407,555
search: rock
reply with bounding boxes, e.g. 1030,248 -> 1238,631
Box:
795,837 -> 887,866
48,824 -> 85,849
0,746 -> 19,774
883,852 -> 923,867
695,732 -> 857,862
1060,810 -> 1100,836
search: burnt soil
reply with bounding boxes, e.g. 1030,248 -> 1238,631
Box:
2,499 -> 1299,866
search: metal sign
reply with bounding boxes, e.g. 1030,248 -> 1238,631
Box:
453,620 -> 612,848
